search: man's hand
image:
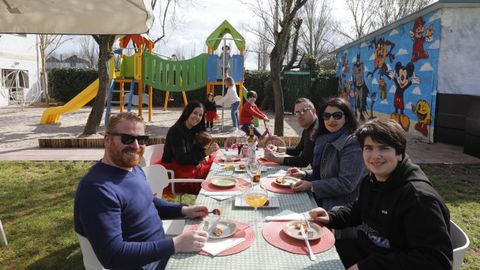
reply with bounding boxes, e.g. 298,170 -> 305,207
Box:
182,205 -> 208,219
173,230 -> 209,252
309,207 -> 330,225
263,148 -> 278,162
292,180 -> 312,192
287,167 -> 306,179
266,144 -> 278,152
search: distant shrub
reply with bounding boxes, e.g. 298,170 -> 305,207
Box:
48,68 -> 98,104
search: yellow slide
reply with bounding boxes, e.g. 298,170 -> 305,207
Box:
40,79 -> 99,124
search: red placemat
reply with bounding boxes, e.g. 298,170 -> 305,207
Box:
187,220 -> 255,256
257,158 -> 279,165
261,178 -> 295,194
262,221 -> 335,254
201,177 -> 250,192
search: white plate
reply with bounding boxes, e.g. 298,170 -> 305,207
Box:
210,177 -> 237,188
272,176 -> 300,187
282,220 -> 323,241
205,220 -> 238,239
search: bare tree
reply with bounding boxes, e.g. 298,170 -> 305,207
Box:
244,0 -> 307,135
82,35 -> 116,136
79,36 -> 99,69
373,0 -> 433,27
299,0 -> 335,62
38,34 -> 71,103
337,0 -> 434,42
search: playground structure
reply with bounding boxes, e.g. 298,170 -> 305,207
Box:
40,20 -> 246,126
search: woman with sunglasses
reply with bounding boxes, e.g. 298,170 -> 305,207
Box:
158,100 -> 219,198
288,97 -> 365,211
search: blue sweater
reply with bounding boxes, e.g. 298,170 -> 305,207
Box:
74,162 -> 184,269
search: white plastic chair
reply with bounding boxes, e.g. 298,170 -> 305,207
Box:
140,144 -> 164,167
76,233 -> 108,270
0,219 -> 8,246
450,220 -> 470,270
142,164 -> 203,202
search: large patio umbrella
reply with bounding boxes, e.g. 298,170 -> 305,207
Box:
0,0 -> 153,34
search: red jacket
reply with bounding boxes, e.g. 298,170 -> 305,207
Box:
240,102 -> 267,125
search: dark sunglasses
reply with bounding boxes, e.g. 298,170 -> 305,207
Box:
322,111 -> 344,120
293,107 -> 312,117
108,132 -> 149,145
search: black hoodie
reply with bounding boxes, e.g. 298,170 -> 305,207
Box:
328,155 -> 453,270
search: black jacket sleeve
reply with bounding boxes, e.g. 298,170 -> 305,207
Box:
283,129 -> 314,167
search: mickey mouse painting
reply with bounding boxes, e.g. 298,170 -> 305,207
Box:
391,61 -> 420,131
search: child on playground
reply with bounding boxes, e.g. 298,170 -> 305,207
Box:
240,90 -> 269,138
203,92 -> 218,131
216,76 -> 240,132
219,45 -> 232,77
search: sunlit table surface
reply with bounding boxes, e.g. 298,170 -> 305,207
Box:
166,151 -> 345,270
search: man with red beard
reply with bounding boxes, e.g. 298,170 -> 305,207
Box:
74,112 -> 210,270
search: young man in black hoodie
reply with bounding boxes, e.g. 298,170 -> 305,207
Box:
309,119 -> 452,270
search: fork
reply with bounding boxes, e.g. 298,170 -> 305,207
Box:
303,213 -> 314,238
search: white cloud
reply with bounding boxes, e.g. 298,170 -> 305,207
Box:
390,29 -> 399,36
360,42 -> 367,48
420,62 -> 433,72
352,56 -> 357,63
412,86 -> 422,95
372,78 -> 378,85
428,40 -> 440,49
428,11 -> 441,22
381,99 -> 389,105
396,48 -> 408,56
369,53 -> 375,61
364,65 -> 369,72
389,85 -> 396,93
406,102 -> 414,110
432,90 -> 437,96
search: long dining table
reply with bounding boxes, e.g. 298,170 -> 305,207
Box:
166,151 -> 345,270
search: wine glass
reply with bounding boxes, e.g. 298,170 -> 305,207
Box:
243,180 -> 268,228
246,161 -> 260,183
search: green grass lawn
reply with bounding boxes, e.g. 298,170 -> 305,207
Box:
0,161 -> 478,269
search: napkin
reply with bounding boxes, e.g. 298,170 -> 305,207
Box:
264,209 -> 312,221
201,191 -> 243,201
202,237 -> 246,256
267,169 -> 287,178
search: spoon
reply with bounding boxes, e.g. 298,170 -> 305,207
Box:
209,208 -> 221,215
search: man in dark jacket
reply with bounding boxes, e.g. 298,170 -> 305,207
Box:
309,119 -> 452,270
264,98 -> 318,167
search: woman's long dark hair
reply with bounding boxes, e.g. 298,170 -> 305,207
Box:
178,100 -> 206,132
314,97 -> 358,138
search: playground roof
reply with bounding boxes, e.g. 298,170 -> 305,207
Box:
0,0 -> 153,34
205,20 -> 245,50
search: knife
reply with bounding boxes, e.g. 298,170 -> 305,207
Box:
300,226 -> 316,261
207,216 -> 222,235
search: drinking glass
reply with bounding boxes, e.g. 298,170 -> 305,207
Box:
243,181 -> 268,228
246,162 -> 260,183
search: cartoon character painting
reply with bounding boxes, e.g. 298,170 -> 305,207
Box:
391,61 -> 420,131
341,52 -> 349,77
352,53 -> 369,121
378,75 -> 387,100
410,16 -> 434,62
369,92 -> 377,120
367,37 -> 395,80
411,99 -> 432,136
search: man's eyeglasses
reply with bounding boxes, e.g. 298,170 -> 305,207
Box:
293,107 -> 312,117
108,132 -> 149,145
321,111 -> 344,120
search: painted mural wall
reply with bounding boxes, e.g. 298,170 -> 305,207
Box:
336,10 -> 441,143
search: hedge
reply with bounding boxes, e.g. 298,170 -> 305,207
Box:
48,68 -> 98,104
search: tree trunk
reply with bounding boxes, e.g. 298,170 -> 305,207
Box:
270,54 -> 284,136
39,50 -> 49,103
82,35 -> 115,136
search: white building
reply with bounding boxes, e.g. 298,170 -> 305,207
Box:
0,34 -> 41,107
